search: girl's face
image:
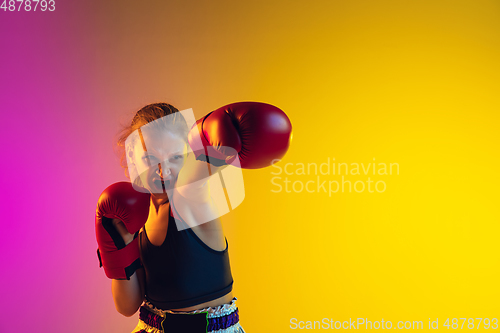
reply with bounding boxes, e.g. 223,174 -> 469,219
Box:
128,130 -> 188,198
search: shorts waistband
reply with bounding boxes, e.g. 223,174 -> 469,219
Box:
138,297 -> 240,332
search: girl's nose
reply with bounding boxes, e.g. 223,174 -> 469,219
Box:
156,163 -> 171,177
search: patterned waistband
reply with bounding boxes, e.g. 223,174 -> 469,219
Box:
138,297 -> 240,332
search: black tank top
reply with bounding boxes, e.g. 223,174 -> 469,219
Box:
139,201 -> 233,309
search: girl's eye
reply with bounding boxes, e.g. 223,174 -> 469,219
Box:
174,155 -> 183,160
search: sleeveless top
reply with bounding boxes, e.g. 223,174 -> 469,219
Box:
139,201 -> 233,309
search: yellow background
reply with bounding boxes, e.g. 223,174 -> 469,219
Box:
93,0 -> 500,330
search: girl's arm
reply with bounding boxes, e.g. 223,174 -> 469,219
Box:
112,268 -> 145,317
175,151 -> 228,203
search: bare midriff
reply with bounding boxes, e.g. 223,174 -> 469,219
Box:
167,291 -> 234,312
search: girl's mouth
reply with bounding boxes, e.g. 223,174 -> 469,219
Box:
153,179 -> 170,192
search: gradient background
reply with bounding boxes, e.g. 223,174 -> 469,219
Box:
1,0 -> 499,331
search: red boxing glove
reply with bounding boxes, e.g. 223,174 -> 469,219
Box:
187,102 -> 292,169
95,182 -> 150,280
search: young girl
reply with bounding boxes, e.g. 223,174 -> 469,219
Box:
96,102 -> 291,332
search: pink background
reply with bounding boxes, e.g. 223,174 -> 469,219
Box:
1,2 -> 176,331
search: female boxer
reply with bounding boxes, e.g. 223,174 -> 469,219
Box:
95,102 -> 292,332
